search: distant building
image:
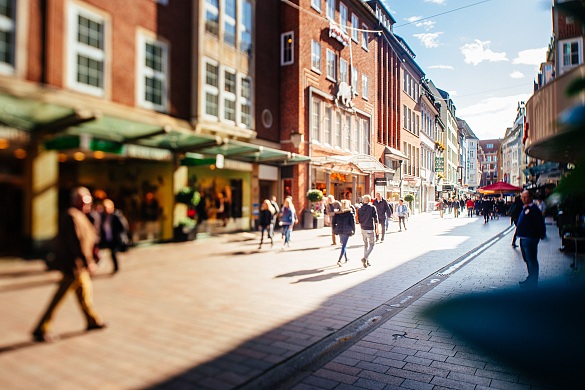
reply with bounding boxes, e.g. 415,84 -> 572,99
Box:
478,139 -> 501,187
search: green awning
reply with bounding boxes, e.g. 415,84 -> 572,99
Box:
0,90 -> 310,166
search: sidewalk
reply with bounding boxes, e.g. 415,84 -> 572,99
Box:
0,213 -> 579,389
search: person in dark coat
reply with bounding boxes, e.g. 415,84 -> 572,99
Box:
482,198 -> 492,223
32,187 -> 107,342
258,199 -> 275,249
332,199 -> 356,266
100,199 -> 130,273
373,192 -> 392,242
508,195 -> 523,247
516,190 -> 546,288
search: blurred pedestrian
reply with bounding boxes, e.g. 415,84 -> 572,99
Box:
258,199 -> 275,249
466,198 -> 475,217
516,190 -> 546,288
326,195 -> 341,245
508,195 -> 523,247
373,192 -> 392,242
436,199 -> 445,218
32,187 -> 107,342
100,198 -> 130,274
280,197 -> 298,249
269,195 -> 280,238
356,194 -> 378,268
452,197 -> 460,218
397,199 -> 409,231
332,199 -> 356,266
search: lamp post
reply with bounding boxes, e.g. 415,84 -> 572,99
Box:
290,132 -> 303,148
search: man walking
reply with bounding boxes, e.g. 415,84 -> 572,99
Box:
396,199 -> 409,231
373,192 -> 392,242
516,190 -> 546,288
357,195 -> 378,268
32,187 -> 107,342
326,195 -> 341,245
269,195 -> 280,239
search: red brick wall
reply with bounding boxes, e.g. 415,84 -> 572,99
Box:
24,0 -> 191,118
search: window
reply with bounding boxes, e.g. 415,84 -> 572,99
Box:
324,106 -> 332,144
326,49 -> 337,81
224,70 -> 237,122
339,58 -> 348,83
335,112 -> 342,147
361,119 -> 369,154
67,4 -> 106,96
311,40 -> 321,72
138,35 -> 168,111
339,3 -> 348,33
0,0 -> 14,74
326,0 -> 335,19
281,31 -> 294,65
361,24 -> 368,50
224,0 -> 236,47
486,143 -> 493,148
240,77 -> 252,128
311,0 -> 321,12
562,40 -> 580,67
351,14 -> 359,42
344,115 -> 351,150
362,74 -> 368,99
204,61 -> 219,117
204,0 -> 219,36
240,0 -> 252,54
312,99 -> 321,142
351,116 -> 359,152
351,67 -> 358,95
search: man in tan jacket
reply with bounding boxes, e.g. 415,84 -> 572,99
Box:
32,187 -> 107,342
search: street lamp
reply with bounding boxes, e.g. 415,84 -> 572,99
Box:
290,132 -> 303,148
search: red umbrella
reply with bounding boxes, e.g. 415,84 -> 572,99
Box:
478,181 -> 523,194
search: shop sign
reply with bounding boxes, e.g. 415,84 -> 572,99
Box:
374,178 -> 387,186
0,126 -> 29,142
224,159 -> 252,172
435,157 -> 444,172
329,21 -> 351,46
91,139 -> 123,154
125,144 -> 172,161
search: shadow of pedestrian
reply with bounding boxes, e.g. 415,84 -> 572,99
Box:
275,265 -> 339,278
0,329 -> 89,354
292,268 -> 364,283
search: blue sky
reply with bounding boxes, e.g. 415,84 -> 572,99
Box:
384,0 -> 552,140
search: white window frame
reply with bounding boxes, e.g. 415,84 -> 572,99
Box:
311,0 -> 321,12
326,0 -> 335,20
224,0 -> 237,47
344,115 -> 351,151
361,23 -> 368,51
351,67 -> 358,95
0,0 -> 15,75
351,13 -> 359,43
326,49 -> 337,81
324,106 -> 332,145
204,0 -> 219,36
240,76 -> 252,129
223,68 -> 237,123
203,59 -> 220,119
335,111 -> 342,148
361,74 -> 368,99
137,33 -> 168,112
311,40 -> 321,72
560,38 -> 582,69
361,119 -> 369,154
67,3 -> 107,97
240,0 -> 253,54
312,98 -> 321,142
339,58 -> 348,83
281,31 -> 294,66
339,3 -> 348,33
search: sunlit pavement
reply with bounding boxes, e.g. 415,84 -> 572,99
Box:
0,212 -> 575,389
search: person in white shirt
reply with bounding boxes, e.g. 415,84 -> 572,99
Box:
396,199 -> 409,231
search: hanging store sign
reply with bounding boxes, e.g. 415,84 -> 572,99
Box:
125,144 -> 172,161
435,157 -> 444,172
329,22 -> 351,46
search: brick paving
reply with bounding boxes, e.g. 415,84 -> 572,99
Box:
0,212 -> 577,389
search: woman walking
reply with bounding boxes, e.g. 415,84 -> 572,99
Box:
280,197 -> 298,249
258,199 -> 275,249
332,199 -> 356,266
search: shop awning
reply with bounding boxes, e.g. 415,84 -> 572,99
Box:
0,86 -> 309,166
384,146 -> 408,161
311,154 -> 394,175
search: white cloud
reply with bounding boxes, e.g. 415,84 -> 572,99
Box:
457,94 -> 530,139
406,16 -> 421,23
512,47 -> 548,67
460,40 -> 508,65
425,0 -> 446,4
416,20 -> 436,30
414,32 -> 443,48
510,71 -> 525,79
429,65 -> 454,70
